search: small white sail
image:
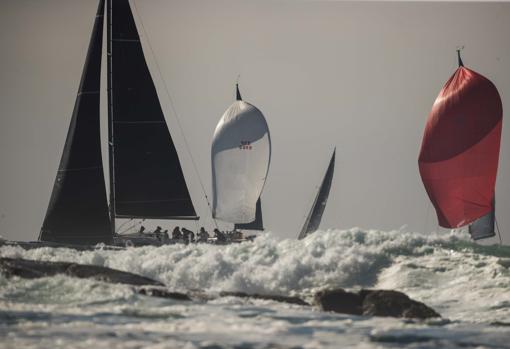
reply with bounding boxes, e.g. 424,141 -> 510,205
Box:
211,86 -> 271,224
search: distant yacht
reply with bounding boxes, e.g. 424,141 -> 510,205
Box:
211,84 -> 271,233
418,50 -> 503,241
298,148 -> 335,240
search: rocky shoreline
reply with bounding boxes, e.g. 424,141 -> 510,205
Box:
0,257 -> 440,319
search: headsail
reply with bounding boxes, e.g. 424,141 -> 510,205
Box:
298,148 -> 335,240
108,0 -> 197,221
418,52 -> 502,239
40,0 -> 112,245
468,199 -> 496,240
234,198 -> 264,231
212,84 -> 271,224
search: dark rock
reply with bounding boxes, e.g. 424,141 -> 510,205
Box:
136,286 -> 191,301
313,289 -> 362,315
0,257 -> 163,286
314,288 -> 440,319
219,291 -> 310,306
361,290 -> 440,319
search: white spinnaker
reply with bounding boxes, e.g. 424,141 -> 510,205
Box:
212,101 -> 271,224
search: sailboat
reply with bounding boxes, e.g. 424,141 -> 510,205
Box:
211,84 -> 271,233
38,0 -> 198,246
418,50 -> 503,241
298,148 -> 336,240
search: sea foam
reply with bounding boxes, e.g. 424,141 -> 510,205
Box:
1,228 -> 509,323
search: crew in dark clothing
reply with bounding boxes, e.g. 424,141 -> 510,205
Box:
197,227 -> 209,242
214,228 -> 226,243
181,228 -> 195,244
153,226 -> 163,241
138,226 -> 146,234
172,226 -> 182,240
161,229 -> 169,242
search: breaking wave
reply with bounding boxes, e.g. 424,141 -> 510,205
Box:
1,228 -> 509,322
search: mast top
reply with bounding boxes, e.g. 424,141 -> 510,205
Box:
236,84 -> 242,101
456,47 -> 464,67
236,74 -> 242,101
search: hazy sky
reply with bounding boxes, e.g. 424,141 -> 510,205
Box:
0,0 -> 509,243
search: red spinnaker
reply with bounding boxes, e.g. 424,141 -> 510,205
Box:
419,66 -> 502,228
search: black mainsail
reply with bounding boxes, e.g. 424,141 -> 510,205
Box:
298,148 -> 336,240
40,0 -> 198,245
39,0 -> 112,245
108,0 -> 197,223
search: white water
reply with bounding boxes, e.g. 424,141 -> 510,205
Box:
1,228 -> 510,348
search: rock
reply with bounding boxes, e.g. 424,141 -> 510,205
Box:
314,288 -> 440,319
136,286 -> 191,301
0,257 -> 163,286
313,289 -> 362,315
219,291 -> 310,306
361,290 -> 440,319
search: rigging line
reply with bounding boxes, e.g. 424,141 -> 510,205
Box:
495,217 -> 503,246
131,0 -> 218,229
117,219 -> 144,235
118,224 -> 136,235
115,218 -> 134,234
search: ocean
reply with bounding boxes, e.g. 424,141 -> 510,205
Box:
1,228 -> 509,349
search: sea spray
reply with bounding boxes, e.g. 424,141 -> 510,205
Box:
1,228 -> 509,323
2,228 -> 510,349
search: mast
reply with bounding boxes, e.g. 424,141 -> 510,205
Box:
457,48 -> 464,67
236,83 -> 242,101
107,0 -> 116,234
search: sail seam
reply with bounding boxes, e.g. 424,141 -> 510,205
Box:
57,166 -> 102,172
78,91 -> 100,96
117,199 -> 192,203
113,121 -> 165,124
112,38 -> 140,42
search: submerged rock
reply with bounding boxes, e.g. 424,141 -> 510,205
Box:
0,257 -> 162,286
314,288 -> 440,319
361,290 -> 440,319
136,286 -> 191,301
314,289 -> 363,315
219,291 -> 310,306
